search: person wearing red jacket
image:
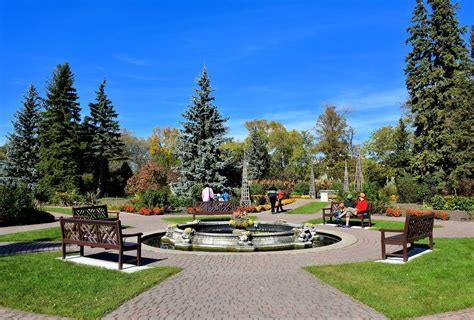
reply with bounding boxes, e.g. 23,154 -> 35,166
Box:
342,193 -> 368,228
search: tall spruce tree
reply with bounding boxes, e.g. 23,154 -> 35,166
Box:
388,118 -> 412,175
6,84 -> 41,185
88,80 -> 124,196
174,66 -> 229,196
37,63 -> 82,196
246,126 -> 270,180
405,0 -> 472,192
405,0 -> 434,178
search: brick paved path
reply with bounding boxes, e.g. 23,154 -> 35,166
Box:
1,199 -> 473,319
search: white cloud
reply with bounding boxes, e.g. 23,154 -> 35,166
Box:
114,54 -> 149,66
332,87 -> 407,111
118,73 -> 167,81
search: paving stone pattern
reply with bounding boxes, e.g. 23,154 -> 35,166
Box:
1,199 -> 473,319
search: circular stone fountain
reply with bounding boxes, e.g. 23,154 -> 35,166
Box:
144,220 -> 340,252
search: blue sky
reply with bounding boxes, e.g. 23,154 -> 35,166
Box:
1,0 -> 472,145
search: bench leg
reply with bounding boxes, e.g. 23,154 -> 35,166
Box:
403,242 -> 408,262
137,245 -> 142,267
361,216 -> 364,228
381,235 -> 386,260
118,249 -> 123,270
429,236 -> 433,250
79,245 -> 84,257
62,243 -> 66,259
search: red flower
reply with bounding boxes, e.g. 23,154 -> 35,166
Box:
386,208 -> 393,215
139,207 -> 151,215
153,207 -> 161,215
187,207 -> 195,214
122,205 -> 136,213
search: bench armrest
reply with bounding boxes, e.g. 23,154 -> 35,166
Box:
379,229 -> 404,233
322,208 -> 334,214
108,210 -> 120,219
122,232 -> 143,238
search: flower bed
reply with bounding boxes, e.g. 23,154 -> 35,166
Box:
121,205 -> 162,215
385,207 -> 450,220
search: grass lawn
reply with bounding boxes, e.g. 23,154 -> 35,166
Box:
0,252 -> 181,319
162,215 -> 257,224
369,219 -> 442,230
303,218 -> 441,230
0,227 -> 62,242
305,238 -> 474,319
288,201 -> 329,214
43,206 -> 72,215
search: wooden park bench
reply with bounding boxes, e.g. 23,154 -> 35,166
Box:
380,213 -> 434,262
59,217 -> 142,270
322,201 -> 372,228
72,205 -> 119,220
189,201 -> 236,220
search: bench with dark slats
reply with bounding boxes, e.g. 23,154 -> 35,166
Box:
72,205 -> 119,220
59,217 -> 142,270
190,201 -> 236,220
322,201 -> 372,228
380,213 -> 434,262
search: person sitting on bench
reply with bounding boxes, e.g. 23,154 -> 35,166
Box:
337,194 -> 357,228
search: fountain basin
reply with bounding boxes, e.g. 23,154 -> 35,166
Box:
144,220 -> 340,252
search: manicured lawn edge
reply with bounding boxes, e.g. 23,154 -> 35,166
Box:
0,227 -> 62,242
304,238 -> 474,319
303,218 -> 442,230
288,202 -> 329,214
0,252 -> 182,319
43,206 -> 73,215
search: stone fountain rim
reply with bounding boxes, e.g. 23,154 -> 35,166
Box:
172,220 -> 298,237
141,225 -> 357,256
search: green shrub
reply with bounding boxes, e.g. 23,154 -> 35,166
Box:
396,173 -> 433,203
168,195 -> 194,209
136,188 -> 171,210
0,184 -> 54,225
431,195 -> 474,211
50,190 -> 84,206
363,182 -> 390,214
249,183 -> 266,195
329,181 -> 344,198
294,181 -> 309,195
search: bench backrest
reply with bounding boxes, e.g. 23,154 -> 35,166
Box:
329,201 -> 343,214
194,201 -> 236,214
60,217 -> 122,249
72,205 -> 109,220
404,213 -> 435,242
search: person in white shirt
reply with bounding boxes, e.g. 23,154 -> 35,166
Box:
201,185 -> 214,202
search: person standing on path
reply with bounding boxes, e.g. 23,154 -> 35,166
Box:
267,185 -> 278,213
276,189 -> 285,213
201,185 -> 214,202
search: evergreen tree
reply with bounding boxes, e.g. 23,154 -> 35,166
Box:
245,125 -> 270,180
88,80 -> 124,196
37,63 -> 82,196
174,66 -> 229,196
405,0 -> 472,192
388,118 -> 412,174
6,84 -> 41,185
405,0 -> 434,178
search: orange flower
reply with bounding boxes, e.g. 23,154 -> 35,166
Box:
153,207 -> 161,215
139,207 -> 151,215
